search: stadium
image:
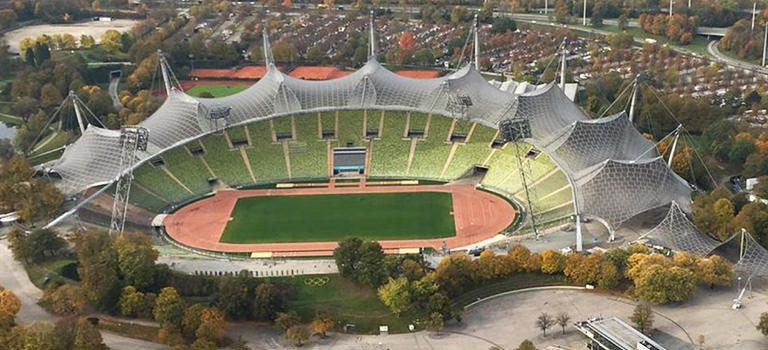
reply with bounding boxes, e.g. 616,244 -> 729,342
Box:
42,18 -> 733,264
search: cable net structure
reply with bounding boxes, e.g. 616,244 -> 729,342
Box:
48,24 -> 694,237
712,230 -> 768,277
639,201 -> 721,255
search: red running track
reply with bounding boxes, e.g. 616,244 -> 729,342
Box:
162,184 -> 516,254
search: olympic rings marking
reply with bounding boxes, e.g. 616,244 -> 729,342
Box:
304,277 -> 330,287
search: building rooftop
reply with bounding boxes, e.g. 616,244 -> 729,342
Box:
289,66 -> 349,80
395,70 -> 440,79
575,317 -> 666,350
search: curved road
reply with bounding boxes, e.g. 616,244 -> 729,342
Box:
707,40 -> 768,74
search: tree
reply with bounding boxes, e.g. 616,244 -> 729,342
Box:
618,14 -> 629,30
0,288 -> 20,328
540,250 -> 566,274
120,286 -> 148,318
275,310 -> 300,331
73,318 -> 107,350
536,312 -> 555,336
196,307 -> 226,344
310,310 -> 334,338
696,256 -> 734,288
556,312 -> 570,335
42,284 -> 86,316
758,312 -> 768,336
191,338 -> 218,350
253,282 -> 285,321
40,83 -> 62,108
0,9 -> 17,30
101,29 -> 123,53
515,339 -> 538,350
284,325 -> 309,347
334,237 -> 362,279
377,277 -> 411,316
0,157 -> 63,224
425,312 -> 444,335
631,304 -> 654,334
154,287 -> 185,327
181,303 -> 206,339
79,35 -> 95,49
75,230 -> 121,311
490,17 -> 516,34
115,233 -> 158,290
216,276 -> 252,319
357,241 -> 386,288
7,228 -> 66,264
158,323 -> 185,346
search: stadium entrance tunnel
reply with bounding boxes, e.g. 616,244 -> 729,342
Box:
106,109 -> 576,252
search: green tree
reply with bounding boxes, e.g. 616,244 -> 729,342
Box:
253,282 -> 285,321
115,233 -> 158,290
377,277 -> 411,316
40,83 -> 62,108
333,237 -> 362,279
216,276 -> 252,319
631,303 -> 654,334
540,250 -> 566,274
490,17 -> 516,34
357,241 -> 386,288
154,287 -> 185,327
75,230 -> 122,311
119,286 -> 145,318
536,312 -> 555,337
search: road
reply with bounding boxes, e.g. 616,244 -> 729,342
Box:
708,40 -> 768,74
109,76 -> 123,110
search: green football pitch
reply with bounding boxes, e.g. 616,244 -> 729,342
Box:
186,84 -> 249,97
219,192 -> 456,243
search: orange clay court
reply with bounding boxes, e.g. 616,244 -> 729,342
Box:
163,184 -> 517,256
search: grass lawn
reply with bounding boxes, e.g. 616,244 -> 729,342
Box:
186,84 -> 249,97
26,258 -> 78,289
220,192 -> 456,243
283,274 -> 420,334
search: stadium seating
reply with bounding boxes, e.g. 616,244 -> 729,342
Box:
408,115 -> 452,178
442,123 -> 497,179
199,133 -> 253,186
369,111 -> 410,177
160,146 -> 211,194
245,121 -> 290,181
289,114 -> 329,178
127,109 -> 575,227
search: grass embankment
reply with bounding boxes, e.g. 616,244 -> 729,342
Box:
186,84 -> 249,98
25,258 -> 78,290
220,192 -> 456,243
279,273 -> 569,334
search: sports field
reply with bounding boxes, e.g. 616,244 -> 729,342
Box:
219,192 -> 456,243
186,84 -> 249,97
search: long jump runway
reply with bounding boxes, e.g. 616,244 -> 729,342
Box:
163,184 -> 516,254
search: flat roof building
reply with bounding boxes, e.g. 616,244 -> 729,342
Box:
574,317 -> 666,350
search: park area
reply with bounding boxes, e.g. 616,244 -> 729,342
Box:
219,192 -> 456,244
